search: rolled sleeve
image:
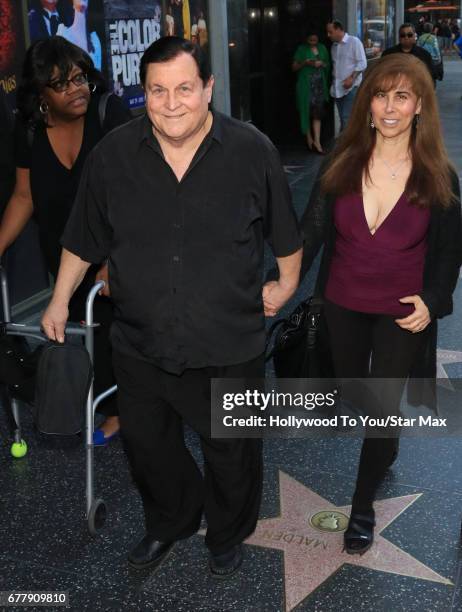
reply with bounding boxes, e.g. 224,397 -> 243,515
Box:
263,142 -> 303,257
354,38 -> 367,72
61,146 -> 112,264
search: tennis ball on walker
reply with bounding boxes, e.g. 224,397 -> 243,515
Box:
11,440 -> 27,458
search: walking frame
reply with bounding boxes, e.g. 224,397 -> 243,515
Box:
0,264 -> 117,536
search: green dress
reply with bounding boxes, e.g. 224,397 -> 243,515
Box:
293,43 -> 330,135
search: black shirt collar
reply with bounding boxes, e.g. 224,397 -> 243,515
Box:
139,108 -> 222,153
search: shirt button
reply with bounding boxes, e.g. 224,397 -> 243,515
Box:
173,256 -> 180,262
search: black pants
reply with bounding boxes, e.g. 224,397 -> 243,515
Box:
112,351 -> 264,555
69,292 -> 117,417
324,300 -> 429,511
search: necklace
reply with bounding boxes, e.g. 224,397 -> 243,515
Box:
379,156 -> 410,180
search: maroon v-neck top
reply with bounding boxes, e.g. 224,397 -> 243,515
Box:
325,192 -> 431,316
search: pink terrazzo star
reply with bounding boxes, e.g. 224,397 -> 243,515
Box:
245,471 -> 452,611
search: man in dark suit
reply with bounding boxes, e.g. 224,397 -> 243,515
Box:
28,0 -> 63,42
382,23 -> 434,81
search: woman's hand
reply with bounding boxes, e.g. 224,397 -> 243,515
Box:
395,295 -> 431,333
95,262 -> 110,296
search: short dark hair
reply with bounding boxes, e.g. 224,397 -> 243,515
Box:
16,36 -> 105,126
423,22 -> 433,33
305,29 -> 320,39
399,22 -> 416,35
328,20 -> 344,31
140,37 -> 212,87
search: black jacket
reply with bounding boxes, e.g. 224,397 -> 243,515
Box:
300,163 -> 462,409
28,8 -> 63,41
382,44 -> 434,81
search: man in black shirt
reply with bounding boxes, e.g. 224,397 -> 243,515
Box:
42,37 -> 302,577
382,23 -> 434,80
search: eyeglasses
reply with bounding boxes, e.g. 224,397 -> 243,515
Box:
400,32 -> 415,38
46,72 -> 88,93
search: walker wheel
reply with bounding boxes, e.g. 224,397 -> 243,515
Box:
88,498 -> 107,536
11,439 -> 28,458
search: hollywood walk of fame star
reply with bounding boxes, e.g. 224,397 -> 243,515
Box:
244,471 -> 451,611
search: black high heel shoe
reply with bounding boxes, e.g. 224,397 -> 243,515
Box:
344,511 -> 375,555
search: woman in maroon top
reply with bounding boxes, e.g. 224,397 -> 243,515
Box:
295,54 -> 462,554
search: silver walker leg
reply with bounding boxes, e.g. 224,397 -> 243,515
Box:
84,281 -> 108,535
1,266 -> 25,456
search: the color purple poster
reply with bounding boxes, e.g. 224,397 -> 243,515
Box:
104,0 -> 161,109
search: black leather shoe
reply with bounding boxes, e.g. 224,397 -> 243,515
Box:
128,535 -> 175,570
209,544 -> 243,579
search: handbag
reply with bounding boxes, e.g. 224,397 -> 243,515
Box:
265,296 -> 334,378
433,59 -> 444,81
0,333 -> 42,404
33,341 -> 93,435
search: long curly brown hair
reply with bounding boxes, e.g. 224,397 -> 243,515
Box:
321,53 -> 456,208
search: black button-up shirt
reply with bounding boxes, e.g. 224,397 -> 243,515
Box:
62,111 -> 302,373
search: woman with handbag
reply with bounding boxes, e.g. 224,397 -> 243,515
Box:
294,53 -> 462,555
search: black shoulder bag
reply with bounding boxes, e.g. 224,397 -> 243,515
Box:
265,297 -> 334,378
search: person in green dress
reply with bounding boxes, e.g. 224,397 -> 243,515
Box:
292,32 -> 330,154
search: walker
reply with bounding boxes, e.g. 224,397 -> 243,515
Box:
0,264 -> 117,536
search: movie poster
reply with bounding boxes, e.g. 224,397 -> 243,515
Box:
28,0 -> 106,72
104,0 -> 161,109
164,0 -> 208,50
0,0 -> 27,109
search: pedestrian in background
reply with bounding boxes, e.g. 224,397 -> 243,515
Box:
382,23 -> 433,82
326,20 -> 367,131
292,30 -> 330,154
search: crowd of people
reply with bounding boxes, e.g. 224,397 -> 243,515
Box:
0,11 -> 461,583
293,18 -> 459,148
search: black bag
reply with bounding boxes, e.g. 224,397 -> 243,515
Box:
266,297 -> 334,378
33,341 -> 93,435
0,334 -> 42,403
433,59 -> 444,81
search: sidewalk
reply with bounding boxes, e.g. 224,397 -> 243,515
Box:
1,61 -> 462,612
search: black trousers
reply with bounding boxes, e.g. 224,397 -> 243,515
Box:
324,300 -> 429,511
112,350 -> 264,555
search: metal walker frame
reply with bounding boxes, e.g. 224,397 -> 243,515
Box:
1,265 -> 117,535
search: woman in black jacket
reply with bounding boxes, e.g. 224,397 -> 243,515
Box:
298,54 -> 462,554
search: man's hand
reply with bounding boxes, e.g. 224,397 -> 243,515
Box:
95,262 -> 110,296
395,295 -> 431,333
314,60 -> 323,68
342,75 -> 354,89
41,300 -> 69,343
262,280 -> 297,317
